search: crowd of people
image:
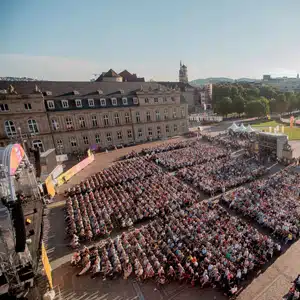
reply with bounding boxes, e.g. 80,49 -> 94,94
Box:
284,275 -> 300,299
64,158 -> 161,197
177,156 -> 266,195
71,202 -> 281,296
222,168 -> 300,241
152,143 -> 229,171
201,133 -> 251,151
65,173 -> 200,244
119,139 -> 195,160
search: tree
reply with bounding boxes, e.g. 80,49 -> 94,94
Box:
275,93 -> 289,113
245,99 -> 269,117
232,95 -> 245,115
260,86 -> 277,99
216,97 -> 232,116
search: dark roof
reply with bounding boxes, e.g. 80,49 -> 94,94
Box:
103,69 -> 120,78
119,70 -> 132,78
51,96 -> 138,112
158,81 -> 194,91
0,81 -> 165,97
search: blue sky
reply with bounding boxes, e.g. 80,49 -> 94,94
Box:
1,0 -> 300,81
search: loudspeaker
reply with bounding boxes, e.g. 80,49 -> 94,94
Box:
11,199 -> 26,252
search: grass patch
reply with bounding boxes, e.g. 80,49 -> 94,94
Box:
252,121 -> 300,140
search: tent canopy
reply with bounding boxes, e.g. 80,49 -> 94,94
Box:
228,122 -> 239,132
239,123 -> 247,131
245,124 -> 255,133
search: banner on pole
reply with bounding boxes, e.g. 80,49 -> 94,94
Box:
41,241 -> 53,289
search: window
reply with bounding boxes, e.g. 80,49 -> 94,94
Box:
164,108 -> 168,120
100,98 -> 106,106
56,139 -> 63,149
122,97 -> 128,105
47,100 -> 55,109
75,99 -> 82,108
103,114 -> 109,126
127,129 -> 132,139
88,98 -> 94,107
95,134 -> 101,144
154,98 -> 158,103
51,119 -> 59,131
4,120 -> 16,137
111,98 -> 117,106
181,122 -> 185,131
174,124 -> 178,132
138,128 -> 143,137
146,111 -> 151,122
66,117 -> 73,130
171,97 -> 176,102
0,104 -> 9,111
24,103 -> 32,110
125,112 -> 130,123
133,97 -> 139,104
136,112 -> 140,123
32,140 -> 44,152
163,97 -> 167,102
117,131 -> 122,140
92,115 -> 98,127
148,127 -> 153,136
106,132 -> 112,142
145,98 -> 149,104
79,116 -> 86,128
127,130 -> 133,138
173,108 -> 177,119
155,110 -> 160,121
70,137 -> 77,147
181,107 -> 185,118
166,125 -> 170,133
28,119 -> 39,134
83,136 -> 89,145
61,100 -> 69,108
157,126 -> 161,136
114,113 -> 120,125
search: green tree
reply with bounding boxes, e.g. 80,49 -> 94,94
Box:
245,99 -> 269,117
259,86 -> 277,99
275,93 -> 288,113
216,96 -> 232,116
232,95 -> 245,115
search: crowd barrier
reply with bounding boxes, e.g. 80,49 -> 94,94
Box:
56,154 -> 95,187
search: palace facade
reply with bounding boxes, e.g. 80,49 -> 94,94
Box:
0,81 -> 188,154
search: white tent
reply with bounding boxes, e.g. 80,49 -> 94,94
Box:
228,122 -> 239,132
245,124 -> 255,133
239,123 -> 247,132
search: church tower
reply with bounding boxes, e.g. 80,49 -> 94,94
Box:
179,61 -> 188,83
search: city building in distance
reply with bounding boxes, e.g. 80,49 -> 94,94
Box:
262,73 -> 300,92
0,80 -> 188,154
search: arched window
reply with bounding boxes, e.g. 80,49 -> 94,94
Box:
32,140 -> 44,152
28,119 -> 39,134
4,120 -> 17,137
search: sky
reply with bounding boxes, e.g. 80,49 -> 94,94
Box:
1,0 -> 300,81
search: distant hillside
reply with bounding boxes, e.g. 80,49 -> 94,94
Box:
190,77 -> 260,86
0,77 -> 39,81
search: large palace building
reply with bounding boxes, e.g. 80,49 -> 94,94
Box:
0,76 -> 188,154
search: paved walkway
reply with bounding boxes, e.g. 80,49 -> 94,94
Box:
237,240 -> 300,300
